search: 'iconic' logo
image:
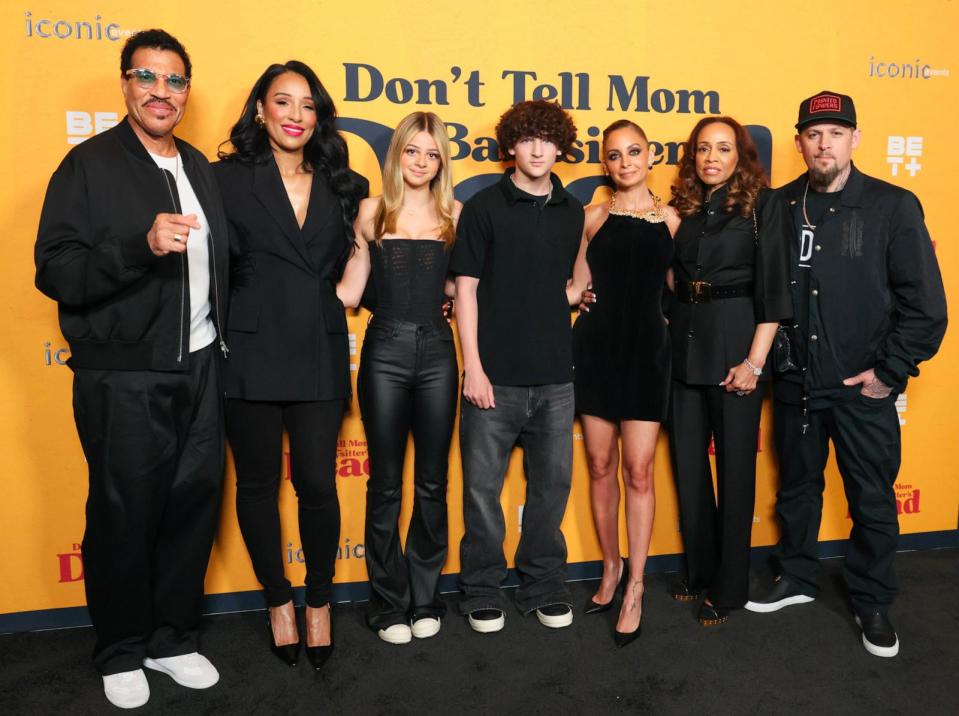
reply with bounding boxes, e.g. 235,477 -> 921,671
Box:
24,12 -> 128,41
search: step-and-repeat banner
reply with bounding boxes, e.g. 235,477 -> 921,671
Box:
1,0 -> 956,623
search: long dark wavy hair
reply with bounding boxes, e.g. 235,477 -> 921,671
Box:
218,61 -> 362,242
670,116 -> 767,218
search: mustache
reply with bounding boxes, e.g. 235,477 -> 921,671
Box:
143,97 -> 175,109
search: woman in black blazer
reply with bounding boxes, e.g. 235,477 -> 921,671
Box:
214,61 -> 366,670
666,116 -> 791,625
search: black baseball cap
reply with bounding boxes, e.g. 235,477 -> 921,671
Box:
796,91 -> 857,130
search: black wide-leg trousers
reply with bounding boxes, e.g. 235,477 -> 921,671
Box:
225,398 -> 344,609
668,380 -> 764,609
357,318 -> 458,629
74,344 -> 224,676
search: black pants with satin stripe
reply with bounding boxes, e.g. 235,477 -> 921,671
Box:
225,398 -> 344,609
358,317 -> 458,629
74,344 -> 224,675
668,380 -> 764,609
771,395 -> 901,612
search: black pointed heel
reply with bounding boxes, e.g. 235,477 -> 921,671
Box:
614,579 -> 644,648
306,604 -> 334,671
614,624 -> 642,648
583,596 -> 613,615
268,604 -> 300,667
271,638 -> 300,667
585,558 -> 626,615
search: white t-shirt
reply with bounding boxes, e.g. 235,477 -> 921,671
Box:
149,152 -> 216,353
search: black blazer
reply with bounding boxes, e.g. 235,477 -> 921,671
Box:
213,157 -> 367,401
668,187 -> 793,386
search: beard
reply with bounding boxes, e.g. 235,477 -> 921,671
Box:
809,164 -> 839,190
808,159 -> 848,190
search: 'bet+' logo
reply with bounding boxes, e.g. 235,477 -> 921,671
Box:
887,136 -> 923,177
66,111 -> 118,145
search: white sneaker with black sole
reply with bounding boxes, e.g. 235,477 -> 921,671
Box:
535,604 -> 573,628
468,608 -> 505,633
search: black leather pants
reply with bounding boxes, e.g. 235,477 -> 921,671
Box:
357,316 -> 458,629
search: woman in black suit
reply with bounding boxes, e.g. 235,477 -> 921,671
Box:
214,61 -> 366,669
666,116 -> 791,625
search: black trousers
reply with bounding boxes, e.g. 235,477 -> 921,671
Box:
225,398 -> 344,608
668,380 -> 764,609
357,317 -> 458,629
771,396 -> 902,612
73,344 -> 224,675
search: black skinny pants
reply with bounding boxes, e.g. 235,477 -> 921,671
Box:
357,317 -> 458,629
226,398 -> 344,608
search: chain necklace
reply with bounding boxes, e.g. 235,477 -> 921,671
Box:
802,165 -> 849,229
609,191 -> 666,223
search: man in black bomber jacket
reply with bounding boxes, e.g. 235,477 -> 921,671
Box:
745,91 -> 947,660
34,30 -> 228,709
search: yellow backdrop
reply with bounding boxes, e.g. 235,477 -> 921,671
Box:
2,0 -> 956,623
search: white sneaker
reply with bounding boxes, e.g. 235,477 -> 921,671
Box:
467,608 -> 505,633
143,652 -> 219,689
102,669 -> 150,709
535,604 -> 573,628
377,623 -> 412,644
411,617 -> 441,639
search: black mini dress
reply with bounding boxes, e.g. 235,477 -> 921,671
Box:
573,210 -> 673,422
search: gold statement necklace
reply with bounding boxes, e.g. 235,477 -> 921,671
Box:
608,191 -> 667,223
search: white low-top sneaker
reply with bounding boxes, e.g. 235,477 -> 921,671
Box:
143,652 -> 219,689
377,623 -> 413,644
411,617 -> 441,639
102,669 -> 150,709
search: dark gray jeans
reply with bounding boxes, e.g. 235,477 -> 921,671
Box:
458,382 -> 574,615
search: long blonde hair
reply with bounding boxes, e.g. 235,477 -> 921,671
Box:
374,111 -> 456,248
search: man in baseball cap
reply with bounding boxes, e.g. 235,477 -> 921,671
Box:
746,90 -> 947,659
795,90 -> 857,130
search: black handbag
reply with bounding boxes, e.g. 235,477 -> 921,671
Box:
753,208 -> 801,374
772,325 -> 801,373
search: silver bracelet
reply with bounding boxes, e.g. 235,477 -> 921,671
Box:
743,357 -> 762,376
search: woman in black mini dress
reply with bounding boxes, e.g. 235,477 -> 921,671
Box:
571,120 -> 679,646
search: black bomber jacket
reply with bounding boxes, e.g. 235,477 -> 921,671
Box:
35,118 -> 229,371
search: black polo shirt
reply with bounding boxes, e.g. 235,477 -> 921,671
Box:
450,169 -> 584,386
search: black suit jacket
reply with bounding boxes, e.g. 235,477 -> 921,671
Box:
213,157 -> 367,401
668,187 -> 793,386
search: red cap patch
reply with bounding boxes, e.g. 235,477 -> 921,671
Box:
809,94 -> 842,114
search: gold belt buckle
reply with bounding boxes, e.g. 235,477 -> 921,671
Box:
690,280 -> 711,303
